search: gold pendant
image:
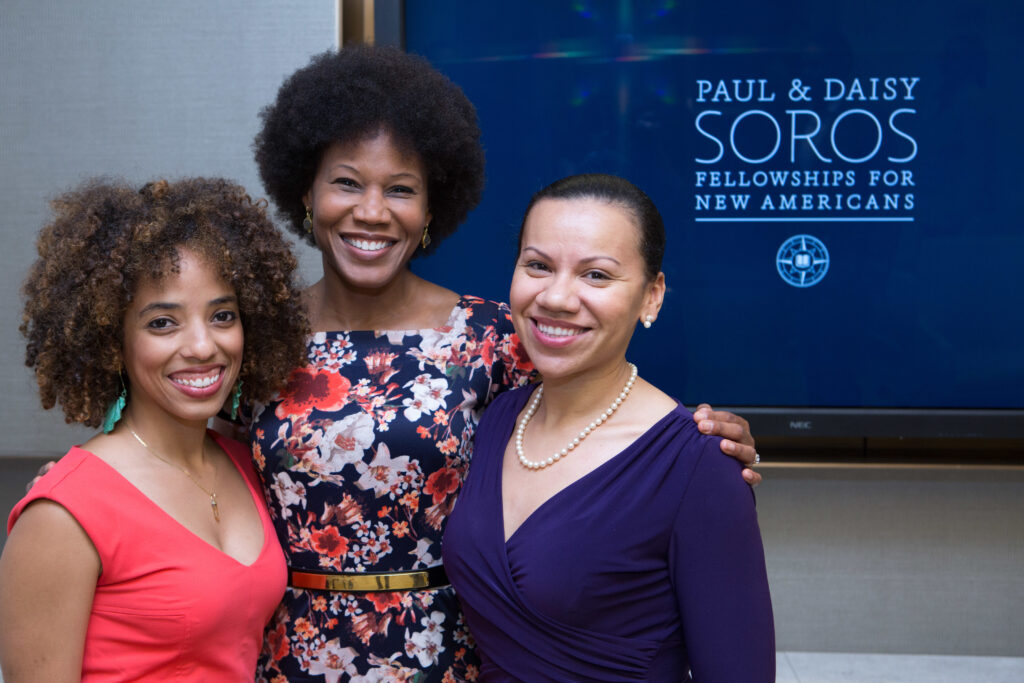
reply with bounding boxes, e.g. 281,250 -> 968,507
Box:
210,494 -> 220,522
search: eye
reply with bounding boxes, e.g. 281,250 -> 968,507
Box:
388,184 -> 415,196
146,316 -> 176,331
522,260 -> 550,273
212,309 -> 238,324
331,177 -> 360,189
583,270 -> 611,282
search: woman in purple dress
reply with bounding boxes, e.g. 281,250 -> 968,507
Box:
444,174 -> 775,682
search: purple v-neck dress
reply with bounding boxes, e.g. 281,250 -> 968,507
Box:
443,385 -> 775,682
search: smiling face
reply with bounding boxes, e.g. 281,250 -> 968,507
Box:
510,197 -> 665,383
304,131 -> 432,294
121,249 -> 243,427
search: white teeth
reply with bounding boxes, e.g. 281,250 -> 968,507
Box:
172,373 -> 220,388
344,237 -> 392,251
538,323 -> 584,337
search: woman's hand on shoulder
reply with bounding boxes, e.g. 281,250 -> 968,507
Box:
25,460 -> 55,493
0,500 -> 99,681
692,404 -> 762,486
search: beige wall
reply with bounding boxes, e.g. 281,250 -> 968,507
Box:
759,462 -> 1024,656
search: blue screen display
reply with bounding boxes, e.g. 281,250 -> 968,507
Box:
406,1 -> 1024,410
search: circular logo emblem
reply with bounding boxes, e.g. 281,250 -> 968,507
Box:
776,234 -> 830,287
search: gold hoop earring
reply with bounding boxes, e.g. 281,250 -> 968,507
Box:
421,224 -> 432,249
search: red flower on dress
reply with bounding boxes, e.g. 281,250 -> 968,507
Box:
479,333 -> 496,369
351,611 -> 392,646
423,467 -> 460,505
266,622 -> 290,661
366,590 -> 403,613
275,367 -> 351,418
294,617 -> 318,640
310,525 -> 349,558
363,350 -> 400,385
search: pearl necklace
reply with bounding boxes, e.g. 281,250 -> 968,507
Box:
516,363 -> 638,470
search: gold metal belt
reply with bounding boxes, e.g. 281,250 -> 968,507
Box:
287,565 -> 450,592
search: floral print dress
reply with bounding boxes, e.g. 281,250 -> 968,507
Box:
250,296 -> 531,683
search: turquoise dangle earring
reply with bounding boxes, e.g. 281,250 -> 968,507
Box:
102,372 -> 127,433
230,380 -> 243,420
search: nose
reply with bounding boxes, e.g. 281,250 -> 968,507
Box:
182,322 -> 217,360
352,186 -> 390,225
535,273 -> 580,313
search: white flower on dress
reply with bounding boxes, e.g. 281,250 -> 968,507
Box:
348,657 -> 419,683
270,472 -> 306,518
403,611 -> 446,667
313,412 -> 376,473
355,443 -> 412,499
305,638 -> 359,683
401,374 -> 451,422
408,538 -> 437,568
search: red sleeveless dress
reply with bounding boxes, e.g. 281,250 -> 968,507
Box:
7,431 -> 285,681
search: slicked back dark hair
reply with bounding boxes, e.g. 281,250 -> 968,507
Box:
254,45 -> 485,255
518,173 -> 666,281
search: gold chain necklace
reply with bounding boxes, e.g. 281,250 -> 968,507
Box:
127,422 -> 220,522
516,363 -> 639,470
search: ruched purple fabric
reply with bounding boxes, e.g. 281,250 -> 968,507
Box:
444,386 -> 775,682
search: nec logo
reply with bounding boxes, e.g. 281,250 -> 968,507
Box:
789,421 -> 813,430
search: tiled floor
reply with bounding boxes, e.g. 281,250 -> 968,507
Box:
4,653 -> 1023,682
777,651 -> 1024,683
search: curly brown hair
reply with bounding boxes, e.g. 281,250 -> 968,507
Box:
254,45 -> 485,255
21,177 -> 309,428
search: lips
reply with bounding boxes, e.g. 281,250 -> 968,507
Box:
530,318 -> 590,348
168,366 -> 227,398
342,236 -> 396,252
536,322 -> 585,338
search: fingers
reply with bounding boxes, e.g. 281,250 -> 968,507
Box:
693,405 -> 761,473
25,461 -> 55,493
694,408 -> 754,448
716,436 -> 759,467
742,467 -> 763,487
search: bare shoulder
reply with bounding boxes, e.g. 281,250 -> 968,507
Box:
611,378 -> 680,439
631,378 -> 679,417
2,497 -> 102,588
413,277 -> 461,310
406,276 -> 461,327
5,499 -> 98,562
0,499 -> 99,681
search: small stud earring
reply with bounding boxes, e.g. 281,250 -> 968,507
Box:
643,315 -> 654,329
302,206 -> 313,233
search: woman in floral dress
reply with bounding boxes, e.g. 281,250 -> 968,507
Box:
249,46 -> 760,683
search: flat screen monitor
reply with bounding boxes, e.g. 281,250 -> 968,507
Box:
405,1 -> 1024,438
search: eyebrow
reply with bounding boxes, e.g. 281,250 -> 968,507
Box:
520,245 -> 621,267
136,295 -> 237,317
328,163 -> 422,181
